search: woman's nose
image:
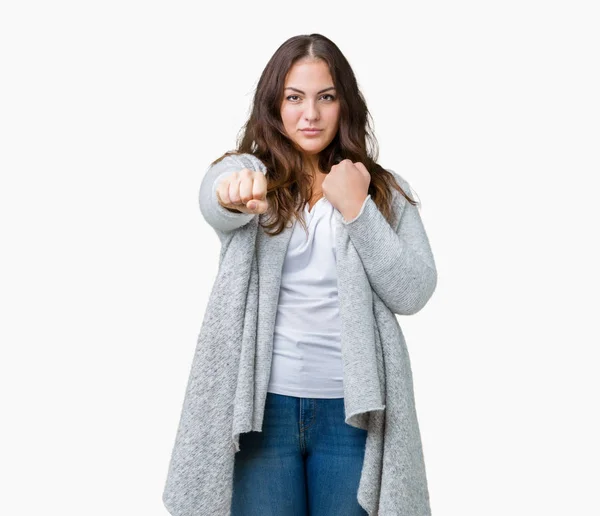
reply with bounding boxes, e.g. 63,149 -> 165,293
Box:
304,100 -> 319,121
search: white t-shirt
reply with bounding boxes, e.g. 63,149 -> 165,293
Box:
267,195 -> 346,398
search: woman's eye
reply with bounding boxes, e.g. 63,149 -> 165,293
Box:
285,94 -> 336,102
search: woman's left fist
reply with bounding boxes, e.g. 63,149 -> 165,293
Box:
322,159 -> 371,219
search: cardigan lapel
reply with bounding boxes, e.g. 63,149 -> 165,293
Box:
253,216 -> 295,429
332,209 -> 386,425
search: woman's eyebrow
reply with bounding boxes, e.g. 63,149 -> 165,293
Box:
284,86 -> 336,94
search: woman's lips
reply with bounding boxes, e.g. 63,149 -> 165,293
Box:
301,129 -> 322,136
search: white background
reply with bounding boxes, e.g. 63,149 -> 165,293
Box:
1,1 -> 599,515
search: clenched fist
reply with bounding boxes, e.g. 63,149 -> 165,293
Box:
216,168 -> 269,214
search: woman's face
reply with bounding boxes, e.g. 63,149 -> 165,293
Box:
280,58 -> 340,163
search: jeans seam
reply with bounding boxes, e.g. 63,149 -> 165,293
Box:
303,399 -> 317,432
299,398 -> 306,455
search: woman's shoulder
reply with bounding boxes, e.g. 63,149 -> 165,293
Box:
381,167 -> 417,204
383,167 -> 410,191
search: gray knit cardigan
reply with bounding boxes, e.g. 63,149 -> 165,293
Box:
163,153 -> 438,515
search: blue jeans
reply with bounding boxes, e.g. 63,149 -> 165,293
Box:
231,392 -> 368,516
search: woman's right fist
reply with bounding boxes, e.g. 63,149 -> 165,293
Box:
216,168 -> 269,214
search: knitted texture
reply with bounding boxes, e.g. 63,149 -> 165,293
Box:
163,153 -> 437,515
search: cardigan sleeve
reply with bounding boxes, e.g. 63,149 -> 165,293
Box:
198,153 -> 268,233
341,173 -> 437,315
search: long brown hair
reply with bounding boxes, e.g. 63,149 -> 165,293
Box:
211,33 -> 416,236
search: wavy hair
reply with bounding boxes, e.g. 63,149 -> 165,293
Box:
212,33 -> 416,236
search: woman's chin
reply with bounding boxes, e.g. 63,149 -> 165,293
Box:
297,143 -> 327,155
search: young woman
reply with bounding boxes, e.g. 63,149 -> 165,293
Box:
163,33 -> 437,516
